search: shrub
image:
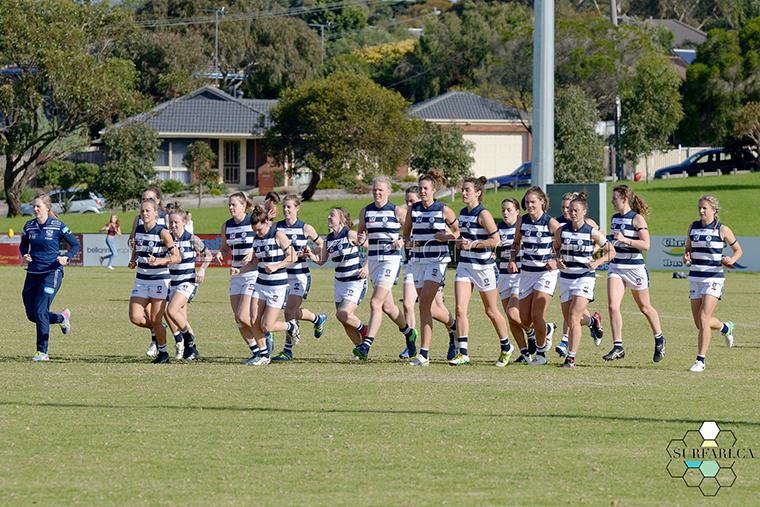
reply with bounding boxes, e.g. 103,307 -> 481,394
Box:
210,188 -> 222,196
391,183 -> 401,193
21,186 -> 37,203
400,174 -> 417,183
316,178 -> 339,190
188,181 -> 229,195
160,179 -> 186,194
273,170 -> 285,187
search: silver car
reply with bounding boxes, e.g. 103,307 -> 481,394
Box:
22,189 -> 106,215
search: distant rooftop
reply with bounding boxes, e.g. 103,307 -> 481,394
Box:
410,91 -> 522,122
651,19 -> 707,47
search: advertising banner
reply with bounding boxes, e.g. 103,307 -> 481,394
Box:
0,234 -> 22,266
647,235 -> 760,272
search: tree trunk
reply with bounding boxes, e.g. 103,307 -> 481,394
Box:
301,172 -> 321,201
198,182 -> 203,208
4,156 -> 37,217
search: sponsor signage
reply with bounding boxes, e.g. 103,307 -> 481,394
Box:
648,235 -> 760,272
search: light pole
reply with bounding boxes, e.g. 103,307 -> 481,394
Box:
309,22 -> 330,66
201,7 -> 225,86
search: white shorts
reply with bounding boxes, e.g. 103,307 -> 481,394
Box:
608,265 -> 649,291
170,281 -> 198,303
230,272 -> 257,297
288,273 -> 311,299
559,276 -> 595,303
411,262 -> 447,289
455,264 -> 497,292
518,270 -> 558,300
498,272 -> 520,300
403,264 -> 415,285
334,278 -> 367,305
368,258 -> 402,289
132,279 -> 170,300
253,285 -> 287,309
689,279 -> 724,300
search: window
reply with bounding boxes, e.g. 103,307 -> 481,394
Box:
155,141 -> 169,166
171,140 -> 192,168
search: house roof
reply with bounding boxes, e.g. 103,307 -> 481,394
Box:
129,85 -> 277,137
651,19 -> 707,48
410,91 -> 522,122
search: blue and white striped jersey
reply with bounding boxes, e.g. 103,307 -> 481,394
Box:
170,230 -> 197,287
688,220 -> 725,282
410,200 -> 451,264
497,221 -> 519,275
225,215 -> 254,268
559,222 -> 595,280
135,223 -> 171,281
326,227 -> 362,282
275,219 -> 310,276
458,204 -> 494,270
364,202 -> 401,261
610,210 -> 645,270
520,212 -> 555,273
254,227 -> 289,287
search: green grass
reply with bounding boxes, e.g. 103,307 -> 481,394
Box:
3,172 -> 759,236
1,266 -> 759,505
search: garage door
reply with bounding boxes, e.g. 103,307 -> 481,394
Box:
465,132 -> 527,180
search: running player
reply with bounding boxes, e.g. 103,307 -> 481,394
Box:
302,208 -> 369,357
507,186 -> 559,365
605,185 -> 666,363
354,176 -> 417,361
164,203 -> 213,361
20,193 -> 80,361
402,169 -> 459,366
450,176 -> 513,366
683,195 -> 742,372
128,198 -> 180,363
553,193 -> 615,368
271,195 -> 327,361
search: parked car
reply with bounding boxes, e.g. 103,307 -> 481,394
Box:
488,162 -> 532,189
21,189 -> 106,215
654,149 -> 759,179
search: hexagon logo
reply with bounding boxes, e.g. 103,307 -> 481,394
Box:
666,421 -> 738,496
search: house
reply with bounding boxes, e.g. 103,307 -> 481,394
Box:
124,85 -> 283,188
409,91 -> 531,180
650,19 -> 707,81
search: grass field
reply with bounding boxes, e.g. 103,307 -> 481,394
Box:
2,171 -> 760,236
1,265 -> 759,506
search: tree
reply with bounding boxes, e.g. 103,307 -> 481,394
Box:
554,85 -> 605,183
733,101 -> 760,154
617,53 -> 684,182
263,71 -> 423,200
0,0 -> 145,216
183,141 -> 219,208
94,122 -> 161,212
37,160 -> 99,213
408,123 -> 475,186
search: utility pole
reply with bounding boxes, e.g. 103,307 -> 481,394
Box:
201,7 -> 225,87
309,22 -> 330,66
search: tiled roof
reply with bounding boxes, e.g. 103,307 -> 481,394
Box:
130,86 -> 277,136
410,91 -> 521,121
651,19 -> 707,47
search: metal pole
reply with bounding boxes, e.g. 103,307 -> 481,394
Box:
532,0 -> 555,191
215,11 -> 219,87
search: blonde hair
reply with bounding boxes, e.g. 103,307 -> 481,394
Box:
283,194 -> 301,208
521,186 -> 548,212
613,184 -> 650,218
372,175 -> 393,190
332,207 -> 353,230
229,191 -> 254,213
699,194 -> 721,223
33,193 -> 59,219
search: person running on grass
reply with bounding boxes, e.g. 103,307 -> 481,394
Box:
164,203 -> 214,361
20,193 -> 80,361
271,194 -> 327,361
99,214 -> 121,270
683,195 -> 742,372
605,185 -> 666,363
402,169 -> 459,366
553,193 -> 615,368
507,186 -> 559,366
128,198 -> 180,364
353,176 -> 418,361
302,208 -> 369,359
449,176 -> 513,367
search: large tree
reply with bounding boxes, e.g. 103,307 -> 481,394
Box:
617,52 -> 684,181
554,85 -> 605,183
263,71 -> 423,199
409,123 -> 475,185
0,0 -> 144,216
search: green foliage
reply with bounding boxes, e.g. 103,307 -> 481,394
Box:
273,170 -> 285,187
188,180 -> 228,195
733,101 -> 760,153
316,178 -> 340,190
680,19 -> 760,146
306,1 -> 368,33
20,185 -> 36,204
400,174 -> 417,183
554,86 -> 605,183
160,179 -> 186,195
409,123 -> 475,185
0,0 -> 145,216
95,121 -> 161,211
617,52 -> 684,179
37,160 -> 99,213
183,140 -> 219,207
264,71 -> 422,197
210,188 -> 222,196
